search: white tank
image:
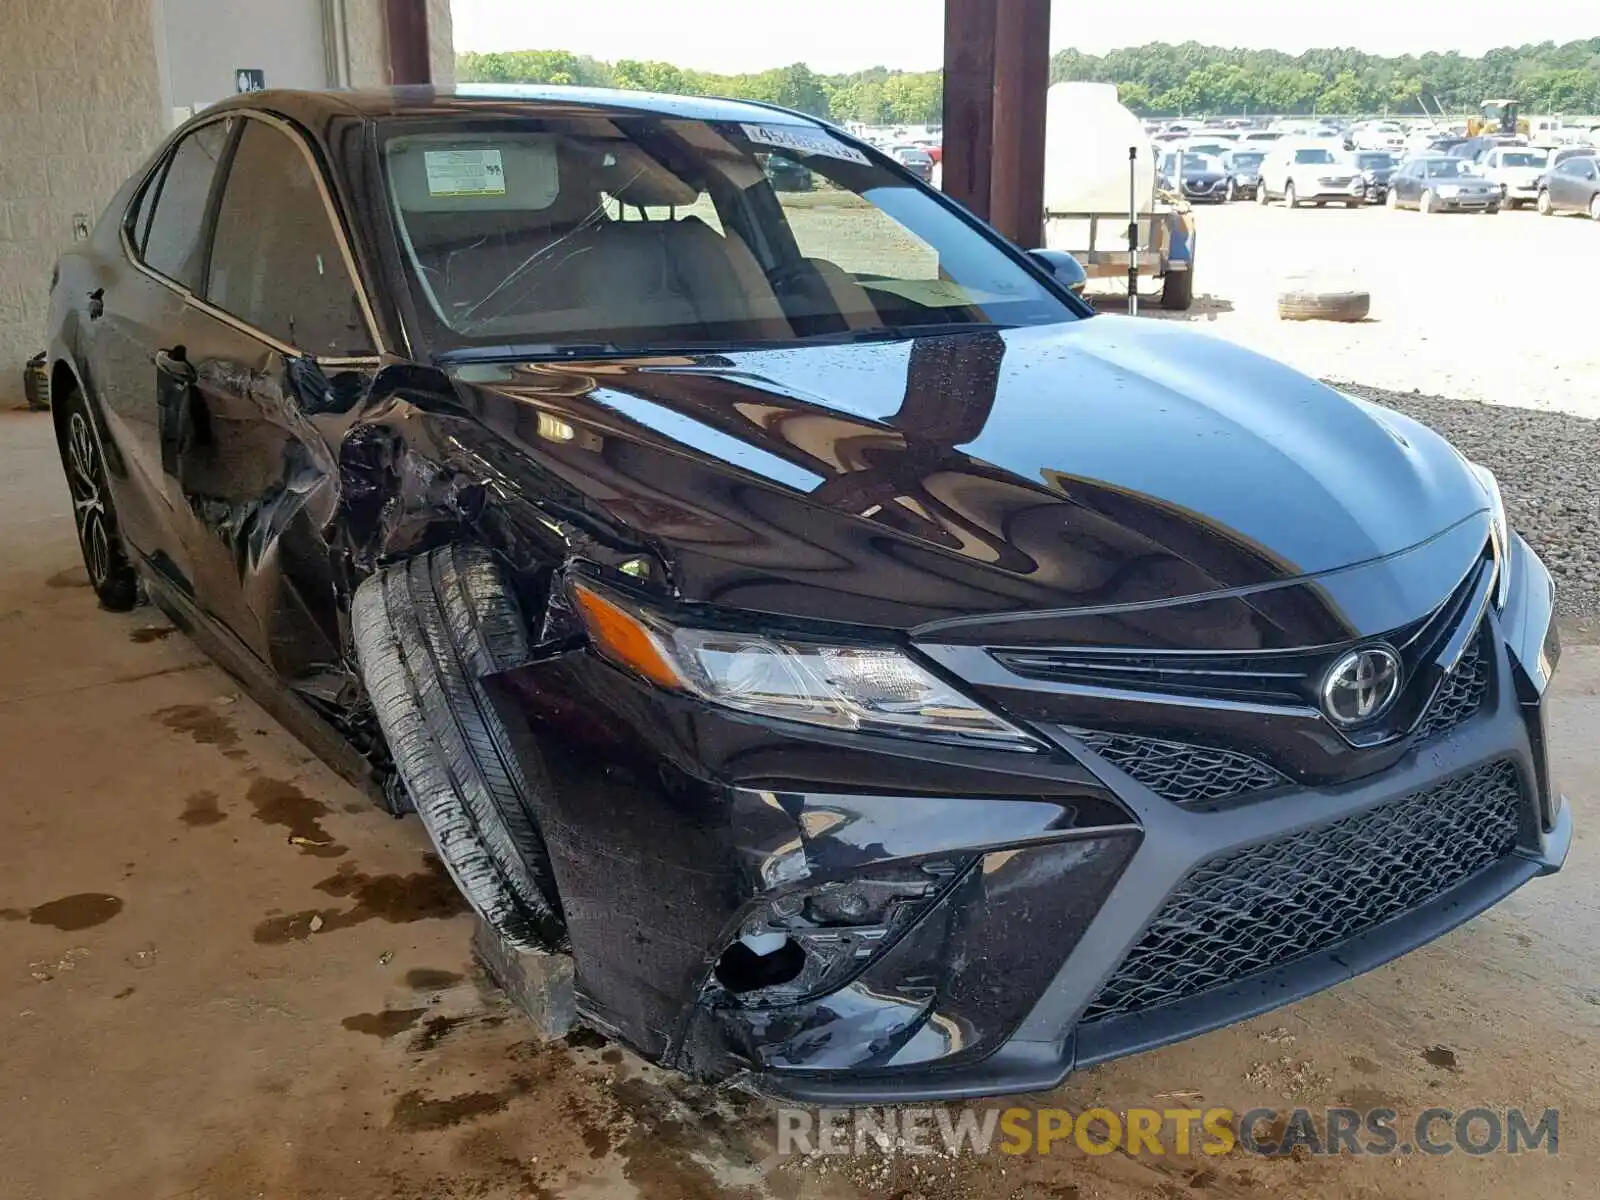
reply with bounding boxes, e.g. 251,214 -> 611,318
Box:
1043,82 -> 1155,215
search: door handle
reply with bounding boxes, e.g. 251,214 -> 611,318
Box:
87,288 -> 105,320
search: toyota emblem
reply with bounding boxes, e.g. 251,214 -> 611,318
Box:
1320,646 -> 1403,726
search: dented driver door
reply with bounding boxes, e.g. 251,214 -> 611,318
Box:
162,113 -> 379,677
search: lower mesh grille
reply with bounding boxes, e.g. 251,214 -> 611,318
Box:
1072,729 -> 1287,807
1414,636 -> 1490,742
1081,760 -> 1523,1023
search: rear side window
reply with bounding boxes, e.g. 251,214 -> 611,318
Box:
205,119 -> 371,356
139,120 -> 233,289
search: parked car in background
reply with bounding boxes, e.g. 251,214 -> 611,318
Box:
1257,143 -> 1365,207
1239,130 -> 1283,145
891,145 -> 935,182
1159,150 -> 1229,203
1535,153 -> 1600,218
48,85 -> 1567,1105
1223,149 -> 1265,201
1353,151 -> 1398,203
1349,121 -> 1406,153
1478,146 -> 1549,209
763,154 -> 814,192
1549,144 -> 1599,170
1387,156 -> 1501,213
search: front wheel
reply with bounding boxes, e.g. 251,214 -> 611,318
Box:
1590,194 -> 1600,221
1387,187 -> 1400,210
1285,182 -> 1299,208
1256,182 -> 1270,205
1226,179 -> 1237,202
57,385 -> 139,611
1537,189 -> 1553,215
1420,189 -> 1436,214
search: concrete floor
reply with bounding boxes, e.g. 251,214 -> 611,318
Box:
2,407 -> 1597,1200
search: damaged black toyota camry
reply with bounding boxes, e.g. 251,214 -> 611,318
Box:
47,86 -> 1568,1102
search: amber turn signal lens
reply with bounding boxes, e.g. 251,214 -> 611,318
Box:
570,581 -> 685,690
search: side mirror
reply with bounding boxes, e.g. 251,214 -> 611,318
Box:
1029,248 -> 1088,297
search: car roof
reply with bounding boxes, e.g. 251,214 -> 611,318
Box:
201,84 -> 830,128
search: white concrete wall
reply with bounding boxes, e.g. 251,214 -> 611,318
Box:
0,0 -> 457,402
156,0 -> 331,111
1,0 -> 167,399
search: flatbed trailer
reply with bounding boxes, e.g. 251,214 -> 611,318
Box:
1042,204 -> 1196,310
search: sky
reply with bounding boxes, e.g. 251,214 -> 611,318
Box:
451,0 -> 1596,73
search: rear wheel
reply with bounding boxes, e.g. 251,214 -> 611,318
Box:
352,545 -> 566,951
1537,188 -> 1553,215
57,385 -> 139,611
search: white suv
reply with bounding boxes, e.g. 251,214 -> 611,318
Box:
1257,144 -> 1366,208
1480,146 -> 1550,209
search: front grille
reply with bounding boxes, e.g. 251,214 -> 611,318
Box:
1413,636 -> 1490,742
1081,761 -> 1523,1023
1072,729 -> 1287,808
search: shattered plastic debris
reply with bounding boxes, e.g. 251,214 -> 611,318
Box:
309,915 -> 325,933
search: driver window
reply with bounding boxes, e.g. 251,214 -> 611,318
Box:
206,119 -> 372,357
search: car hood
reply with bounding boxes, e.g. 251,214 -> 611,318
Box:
443,320 -> 1487,636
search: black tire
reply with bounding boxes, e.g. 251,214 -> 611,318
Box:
1277,287 -> 1371,322
1256,182 -> 1270,205
1285,182 -> 1299,208
1590,194 -> 1600,221
1536,189 -> 1553,216
56,384 -> 139,611
352,545 -> 565,951
1160,268 -> 1194,311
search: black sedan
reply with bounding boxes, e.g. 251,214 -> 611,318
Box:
1536,153 -> 1600,218
1387,156 -> 1501,213
1159,151 -> 1228,202
47,87 -> 1567,1103
1354,151 -> 1398,203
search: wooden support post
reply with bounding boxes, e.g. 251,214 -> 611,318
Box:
385,0 -> 432,86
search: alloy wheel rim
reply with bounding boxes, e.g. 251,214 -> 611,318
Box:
67,412 -> 110,586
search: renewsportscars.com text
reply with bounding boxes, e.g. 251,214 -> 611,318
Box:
777,1106 -> 1559,1158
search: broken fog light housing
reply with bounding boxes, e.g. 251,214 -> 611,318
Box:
712,861 -> 969,1006
570,581 -> 1037,751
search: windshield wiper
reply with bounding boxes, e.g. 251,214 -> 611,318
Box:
822,321 -> 1018,344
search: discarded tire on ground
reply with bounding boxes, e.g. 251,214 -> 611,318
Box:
352,544 -> 566,952
1277,286 -> 1371,323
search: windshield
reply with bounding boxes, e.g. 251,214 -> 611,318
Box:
380,116 -> 1076,354
1293,148 -> 1337,164
1181,153 -> 1220,171
1356,153 -> 1394,168
1423,159 -> 1473,178
1230,151 -> 1264,168
1500,151 -> 1547,167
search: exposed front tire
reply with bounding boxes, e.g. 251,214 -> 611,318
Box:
1537,189 -> 1553,215
55,383 -> 139,611
352,545 -> 566,951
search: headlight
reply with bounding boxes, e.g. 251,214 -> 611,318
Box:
1469,463 -> 1512,609
569,580 -> 1038,751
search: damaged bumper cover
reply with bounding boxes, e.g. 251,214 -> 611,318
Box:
484,537 -> 1568,1103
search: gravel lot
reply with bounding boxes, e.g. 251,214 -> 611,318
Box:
1125,201 -> 1600,630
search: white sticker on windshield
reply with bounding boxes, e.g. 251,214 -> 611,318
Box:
423,148 -> 508,197
741,124 -> 869,164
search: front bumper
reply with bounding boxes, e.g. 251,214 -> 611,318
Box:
491,537 -> 1565,1103
1434,192 -> 1500,210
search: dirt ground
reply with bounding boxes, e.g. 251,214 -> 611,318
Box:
1104,199 -> 1600,420
2,289 -> 1598,1196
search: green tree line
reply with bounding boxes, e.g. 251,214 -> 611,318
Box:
457,38 -> 1600,124
456,51 -> 945,124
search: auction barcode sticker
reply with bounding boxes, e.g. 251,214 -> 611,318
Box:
741,125 -> 869,164
423,148 -> 508,197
